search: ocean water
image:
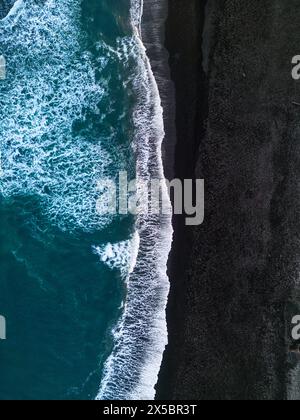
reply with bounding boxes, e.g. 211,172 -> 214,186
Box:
0,0 -> 172,400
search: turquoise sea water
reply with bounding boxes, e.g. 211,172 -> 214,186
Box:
0,0 -> 172,400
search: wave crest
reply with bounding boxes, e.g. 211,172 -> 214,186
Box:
0,0 -> 130,231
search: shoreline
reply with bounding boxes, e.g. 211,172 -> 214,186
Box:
140,0 -> 177,399
155,0 -> 300,400
154,0 -> 208,399
97,0 -> 173,400
141,0 -> 176,181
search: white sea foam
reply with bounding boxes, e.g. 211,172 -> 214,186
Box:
93,232 -> 140,280
0,0 -> 128,231
0,0 -> 24,22
0,0 -> 172,400
96,0 -> 173,401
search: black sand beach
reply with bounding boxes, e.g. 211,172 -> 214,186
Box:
144,0 -> 300,400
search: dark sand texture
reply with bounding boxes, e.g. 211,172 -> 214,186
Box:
141,0 -> 177,181
152,0 -> 300,400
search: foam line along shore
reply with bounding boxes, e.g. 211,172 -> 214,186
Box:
96,0 -> 174,400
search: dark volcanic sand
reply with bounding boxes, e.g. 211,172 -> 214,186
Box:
144,0 -> 300,400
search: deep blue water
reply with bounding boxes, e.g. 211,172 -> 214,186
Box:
0,0 -> 138,400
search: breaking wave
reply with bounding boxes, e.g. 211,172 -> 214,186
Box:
0,0 -> 172,400
96,0 -> 173,401
0,0 -> 129,231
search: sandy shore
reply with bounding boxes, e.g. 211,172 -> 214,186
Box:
141,0 -> 176,181
148,0 -> 300,400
